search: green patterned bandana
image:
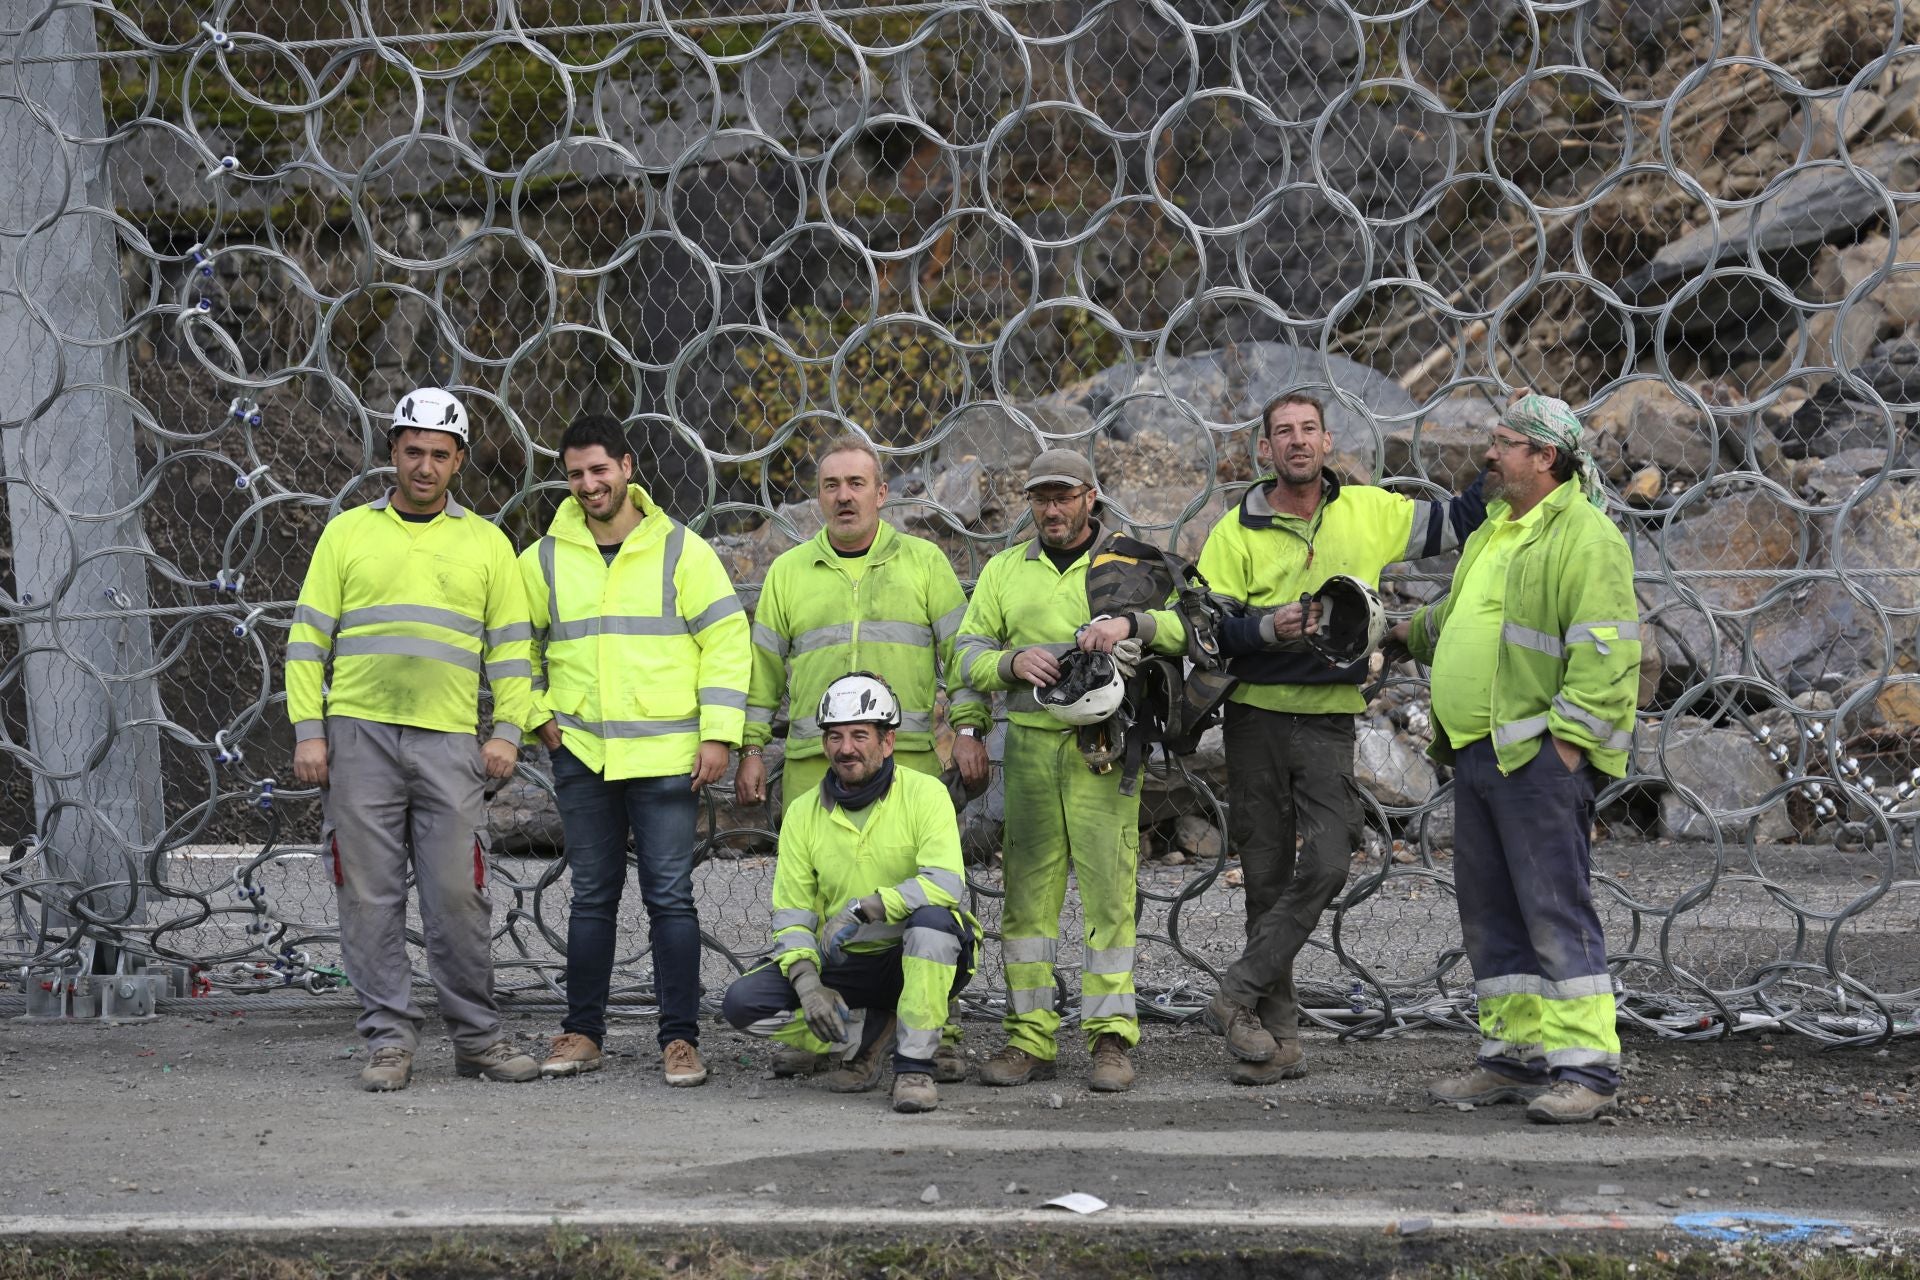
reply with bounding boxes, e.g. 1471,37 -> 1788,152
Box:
1502,394 -> 1604,508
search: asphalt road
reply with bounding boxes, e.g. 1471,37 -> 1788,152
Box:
3,1008 -> 1915,1248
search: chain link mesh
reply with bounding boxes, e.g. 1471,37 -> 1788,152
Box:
2,0 -> 1916,1045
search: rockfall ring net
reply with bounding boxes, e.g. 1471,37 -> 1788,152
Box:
1,0 -> 1916,1044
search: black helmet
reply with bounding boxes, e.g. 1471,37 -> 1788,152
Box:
1303,575 -> 1387,667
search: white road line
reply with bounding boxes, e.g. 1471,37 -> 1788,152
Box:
0,1204 -> 1894,1237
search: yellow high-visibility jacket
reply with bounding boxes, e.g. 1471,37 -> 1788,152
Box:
768,766 -> 975,975
747,521 -> 989,761
955,522 -> 1187,730
521,485 -> 750,779
286,491 -> 533,742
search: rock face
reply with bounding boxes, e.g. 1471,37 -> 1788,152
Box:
1057,343 -> 1422,479
1644,723 -> 1796,842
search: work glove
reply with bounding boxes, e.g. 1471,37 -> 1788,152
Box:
787,960 -> 850,1045
814,898 -> 867,967
1110,636 -> 1144,678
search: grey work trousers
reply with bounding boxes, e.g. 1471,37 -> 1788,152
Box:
1218,703 -> 1360,1036
322,716 -> 501,1054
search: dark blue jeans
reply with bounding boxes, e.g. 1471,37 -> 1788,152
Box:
551,747 -> 701,1048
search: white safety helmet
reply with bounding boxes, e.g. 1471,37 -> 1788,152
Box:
817,671 -> 902,730
1304,574 -> 1387,667
392,387 -> 470,447
1038,650 -> 1125,726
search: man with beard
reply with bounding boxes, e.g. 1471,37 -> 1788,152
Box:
1196,392 -> 1487,1084
288,387 -> 541,1091
522,415 -> 751,1087
953,450 -> 1190,1092
721,672 -> 977,1114
737,434 -> 987,1081
1390,392 -> 1638,1124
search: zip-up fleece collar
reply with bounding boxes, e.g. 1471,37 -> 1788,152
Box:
372,489 -> 468,518
1237,470 -> 1341,530
808,517 -> 899,567
546,483 -> 668,552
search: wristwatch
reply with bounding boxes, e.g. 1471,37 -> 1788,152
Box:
958,727 -> 982,739
741,745 -> 763,757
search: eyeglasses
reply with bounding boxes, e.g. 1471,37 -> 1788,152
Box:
1027,487 -> 1090,510
1485,434 -> 1536,453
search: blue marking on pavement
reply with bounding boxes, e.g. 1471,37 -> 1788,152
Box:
1672,1211 -> 1851,1245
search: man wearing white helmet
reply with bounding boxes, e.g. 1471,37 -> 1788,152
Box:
720,672 -> 977,1114
286,387 -> 541,1091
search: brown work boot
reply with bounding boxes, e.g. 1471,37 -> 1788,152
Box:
1205,991 -> 1278,1062
455,1039 -> 541,1083
892,1072 -> 939,1114
976,1043 -> 1056,1087
359,1045 -> 413,1092
771,1044 -> 831,1077
1427,1066 -> 1550,1106
1526,1080 -> 1619,1124
932,1042 -> 969,1084
662,1039 -> 708,1087
1088,1033 -> 1135,1093
1256,993 -> 1296,1041
540,1032 -> 602,1078
826,1017 -> 895,1093
1228,1038 -> 1306,1085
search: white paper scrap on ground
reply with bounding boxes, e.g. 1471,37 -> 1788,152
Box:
1043,1193 -> 1109,1214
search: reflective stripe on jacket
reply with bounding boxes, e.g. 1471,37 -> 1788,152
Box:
287,492 -> 533,741
955,523 -> 1188,731
1406,480 -> 1641,778
747,521 -> 988,759
768,767 -> 977,975
521,484 -> 750,779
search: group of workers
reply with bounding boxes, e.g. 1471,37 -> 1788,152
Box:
288,381 -> 1641,1125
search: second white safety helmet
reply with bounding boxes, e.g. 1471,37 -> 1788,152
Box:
817,671 -> 902,730
392,387 -> 470,446
1038,649 -> 1125,726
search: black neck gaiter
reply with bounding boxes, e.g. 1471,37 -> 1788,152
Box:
820,755 -> 896,812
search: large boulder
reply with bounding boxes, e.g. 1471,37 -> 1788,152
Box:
1140,726 -> 1227,829
1825,477 -> 1920,668
1583,380 -> 1715,483
1384,396 -> 1497,492
1642,722 -> 1796,842
1353,722 -> 1439,809
1635,489 -> 1825,695
485,764 -> 563,857
1620,139 -> 1920,299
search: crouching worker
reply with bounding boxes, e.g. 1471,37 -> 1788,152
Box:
721,673 -> 977,1114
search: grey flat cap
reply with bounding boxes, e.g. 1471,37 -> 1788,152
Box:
1024,449 -> 1097,491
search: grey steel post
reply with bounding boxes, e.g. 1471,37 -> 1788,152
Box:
0,1 -> 163,941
